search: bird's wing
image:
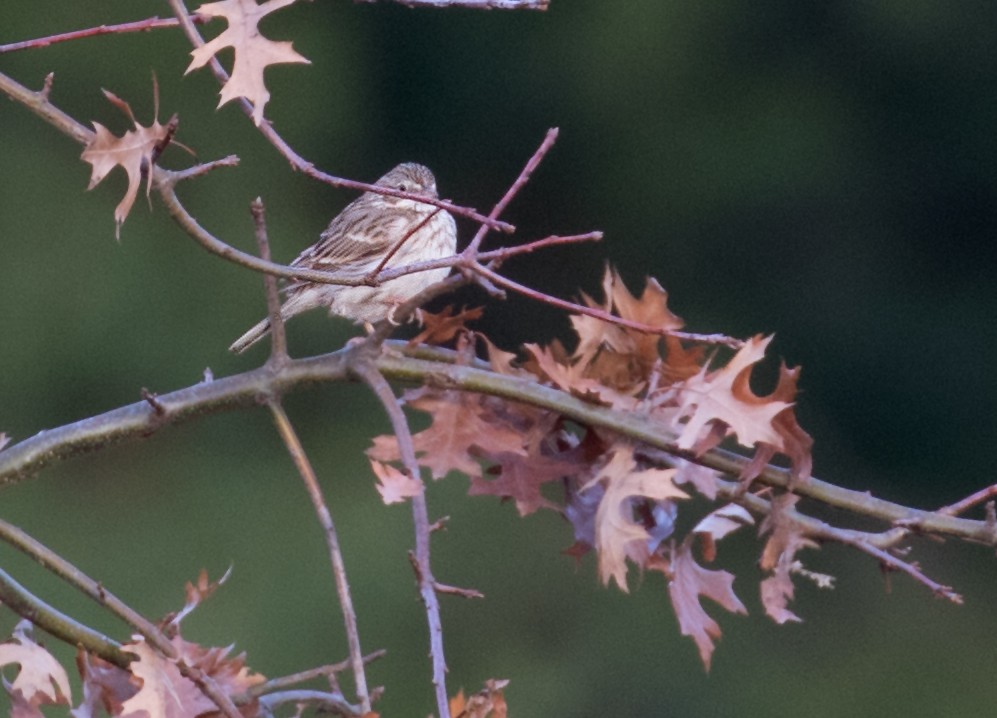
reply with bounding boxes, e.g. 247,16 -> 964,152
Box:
292,199 -> 404,273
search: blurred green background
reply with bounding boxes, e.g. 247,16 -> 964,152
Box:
3,1 -> 997,715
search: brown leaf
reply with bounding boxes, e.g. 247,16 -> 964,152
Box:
585,444 -> 687,591
119,639 -> 212,718
673,335 -> 792,453
73,650 -> 137,718
186,0 -> 311,125
758,494 -> 817,624
468,449 -> 581,516
692,504 -> 754,562
80,91 -> 172,238
368,388 -> 526,480
166,567 -> 232,631
741,363 -> 814,482
0,622 -> 71,708
370,459 -> 424,504
408,306 -> 484,347
665,539 -> 747,670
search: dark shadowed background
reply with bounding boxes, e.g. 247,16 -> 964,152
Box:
2,2 -> 997,715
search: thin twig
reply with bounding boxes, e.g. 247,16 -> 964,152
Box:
267,402 -> 371,714
250,198 -> 288,364
471,261 -> 744,348
476,231 -> 603,266
466,127 -> 560,256
258,689 -> 358,717
0,15 -> 207,54
248,650 -> 387,699
351,362 -> 451,718
938,484 -> 997,517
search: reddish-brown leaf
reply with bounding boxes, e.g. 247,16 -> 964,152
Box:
585,444 -> 687,591
665,539 -> 747,670
407,306 -> 483,347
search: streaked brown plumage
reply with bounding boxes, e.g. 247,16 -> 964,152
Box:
230,163 -> 457,353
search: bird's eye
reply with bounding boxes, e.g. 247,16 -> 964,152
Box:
397,183 -> 408,192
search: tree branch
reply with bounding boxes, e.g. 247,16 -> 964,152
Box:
268,401 -> 371,713
0,345 -> 992,548
351,360 -> 452,718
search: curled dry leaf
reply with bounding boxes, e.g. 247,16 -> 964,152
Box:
0,621 -> 71,708
186,0 -> 311,125
663,539 -> 747,671
584,444 -> 688,591
407,306 -> 484,348
80,90 -> 174,238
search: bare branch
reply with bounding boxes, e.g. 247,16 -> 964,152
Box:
268,402 -> 371,713
471,260 -> 744,349
0,566 -> 129,667
466,127 -> 560,255
250,198 -> 289,364
0,14 -> 208,54
351,362 -> 452,718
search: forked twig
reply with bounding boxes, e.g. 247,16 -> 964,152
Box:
351,361 -> 451,718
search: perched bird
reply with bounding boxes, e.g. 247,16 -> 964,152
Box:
230,162 -> 458,353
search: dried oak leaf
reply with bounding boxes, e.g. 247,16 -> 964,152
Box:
0,621 -> 71,709
186,0 -> 311,125
468,448 -> 582,516
80,90 -> 173,238
523,342 -> 633,408
741,363 -> 814,481
673,336 -> 792,470
584,444 -> 688,591
449,679 -> 509,718
370,459 -> 424,504
758,493 -> 817,624
165,567 -> 233,631
572,266 -> 683,367
663,538 -> 747,671
692,503 -> 755,563
119,636 -> 264,718
119,639 -> 211,718
73,650 -> 138,718
408,306 -> 484,347
368,388 -> 526,480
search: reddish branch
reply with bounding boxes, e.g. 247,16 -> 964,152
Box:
0,15 -> 207,54
465,126 -> 560,255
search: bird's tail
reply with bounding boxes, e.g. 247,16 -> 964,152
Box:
229,317 -> 272,354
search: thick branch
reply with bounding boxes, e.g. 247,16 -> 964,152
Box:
0,345 -> 991,546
